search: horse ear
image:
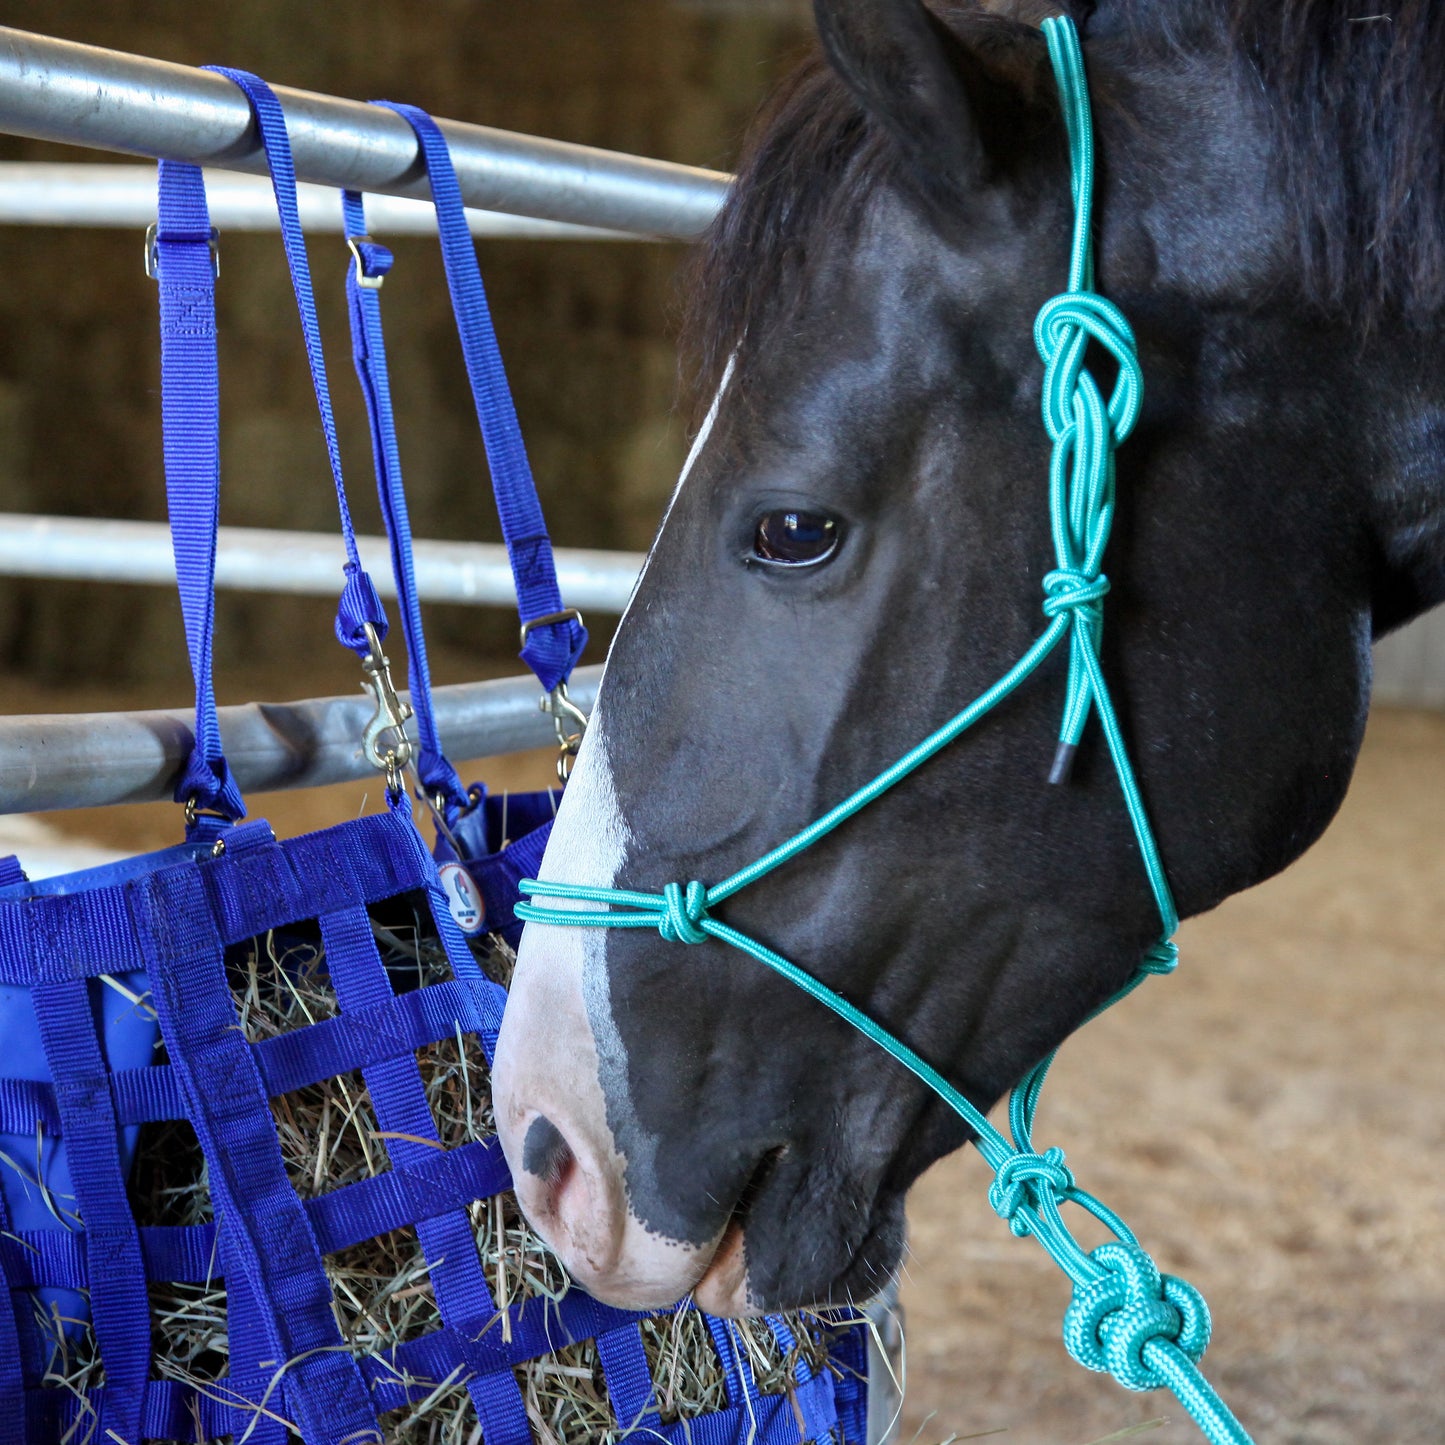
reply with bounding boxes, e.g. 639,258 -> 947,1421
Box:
813,0 -> 1026,196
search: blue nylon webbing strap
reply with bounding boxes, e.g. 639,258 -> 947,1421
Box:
706,1313 -> 761,1411
317,901 -> 534,1444
31,976 -> 149,1444
340,189 -> 467,813
204,68 -> 390,660
0,1140 -> 26,1444
154,160 -> 246,822
373,101 -> 588,693
15,1348 -> 840,1444
220,1227 -> 289,1445
0,1148 -> 507,1297
135,864 -> 379,1445
595,1322 -> 664,1435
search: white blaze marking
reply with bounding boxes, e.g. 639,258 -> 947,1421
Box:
541,363 -> 731,895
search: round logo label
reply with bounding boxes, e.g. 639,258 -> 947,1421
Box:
438,862 -> 485,935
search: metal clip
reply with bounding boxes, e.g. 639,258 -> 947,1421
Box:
346,234 -> 386,291
359,623 -> 414,792
145,222 -> 219,281
540,681 -> 589,783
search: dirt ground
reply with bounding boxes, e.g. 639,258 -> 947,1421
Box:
7,678 -> 1443,1445
897,707 -> 1445,1445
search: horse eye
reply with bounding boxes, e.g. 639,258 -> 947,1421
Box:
753,510 -> 840,567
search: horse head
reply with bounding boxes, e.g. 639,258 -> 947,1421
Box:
493,0 -> 1445,1315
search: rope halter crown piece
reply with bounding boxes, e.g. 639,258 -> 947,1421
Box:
518,18 -> 1253,1444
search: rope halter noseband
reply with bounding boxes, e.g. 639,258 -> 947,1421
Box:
519,18 -> 1253,1444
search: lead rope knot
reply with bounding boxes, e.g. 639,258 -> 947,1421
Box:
1140,940 -> 1180,976
1064,1240 -> 1213,1393
1035,290 -> 1143,448
988,1146 -> 1075,1236
1042,567 -> 1111,624
659,880 -> 710,945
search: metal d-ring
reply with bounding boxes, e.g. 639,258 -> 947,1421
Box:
359,623 -> 414,792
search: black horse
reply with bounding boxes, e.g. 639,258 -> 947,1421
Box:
493,0 -> 1445,1317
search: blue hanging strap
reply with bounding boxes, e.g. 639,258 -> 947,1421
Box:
209,69 -> 417,800
0,1182 -> 24,1445
341,189 -> 468,813
204,68 -> 390,663
152,160 -> 246,823
30,980 -> 150,1444
372,101 -> 589,695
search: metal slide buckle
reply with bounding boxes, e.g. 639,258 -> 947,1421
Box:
346,234 -> 386,291
518,607 -> 584,650
359,623 -> 414,793
144,222 -> 220,280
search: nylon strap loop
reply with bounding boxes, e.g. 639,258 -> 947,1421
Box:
205,67 -> 391,661
154,160 -> 246,823
341,185 -> 469,813
373,101 -> 589,693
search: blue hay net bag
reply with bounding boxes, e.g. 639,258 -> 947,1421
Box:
0,69 -> 871,1445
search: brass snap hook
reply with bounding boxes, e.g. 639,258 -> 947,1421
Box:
359,623 -> 414,793
539,681 -> 588,783
519,610 -> 588,784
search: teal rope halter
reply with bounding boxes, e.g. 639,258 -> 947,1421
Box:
519,18 -> 1253,1444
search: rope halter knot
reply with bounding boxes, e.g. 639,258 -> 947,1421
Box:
1035,290 -> 1144,449
1064,1241 -> 1212,1393
1042,567 -> 1111,624
659,880 -> 711,945
988,1146 -> 1076,1237
1141,940 -> 1180,976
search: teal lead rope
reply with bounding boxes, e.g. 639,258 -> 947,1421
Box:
519,17 -> 1253,1444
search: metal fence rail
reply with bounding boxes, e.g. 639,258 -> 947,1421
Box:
0,26 -> 730,239
0,515 -> 645,614
0,24 -> 713,811
0,666 -> 603,815
0,162 -> 638,239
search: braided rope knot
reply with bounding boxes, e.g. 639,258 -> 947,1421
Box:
1063,1241 -> 1212,1393
1042,568 -> 1111,624
1140,940 -> 1180,976
1035,290 -> 1143,447
659,880 -> 710,945
988,1146 -> 1076,1237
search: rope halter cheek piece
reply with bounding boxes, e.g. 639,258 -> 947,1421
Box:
519,18 -> 1254,1445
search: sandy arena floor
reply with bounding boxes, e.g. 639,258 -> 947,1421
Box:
897,706 -> 1445,1445
5,691 -> 1441,1445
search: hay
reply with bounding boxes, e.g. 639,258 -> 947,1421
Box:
25,889 -> 848,1443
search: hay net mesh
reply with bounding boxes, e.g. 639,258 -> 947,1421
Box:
0,809 -> 869,1444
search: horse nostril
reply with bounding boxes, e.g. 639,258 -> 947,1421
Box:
522,1114 -> 574,1190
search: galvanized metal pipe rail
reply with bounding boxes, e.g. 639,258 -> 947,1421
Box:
0,162 -> 637,239
0,515 -> 646,615
0,26 -> 731,239
0,666 -> 603,814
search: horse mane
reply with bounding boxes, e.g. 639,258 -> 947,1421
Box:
1109,0 -> 1445,321
683,0 -> 1445,413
